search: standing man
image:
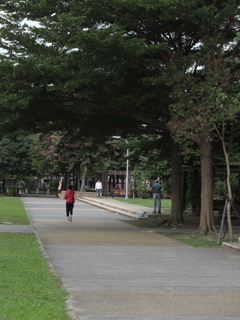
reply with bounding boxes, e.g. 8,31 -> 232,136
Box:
95,179 -> 102,198
64,185 -> 75,221
150,180 -> 163,214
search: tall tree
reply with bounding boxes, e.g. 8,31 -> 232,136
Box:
1,1 -> 240,230
169,26 -> 240,233
0,0 -> 178,215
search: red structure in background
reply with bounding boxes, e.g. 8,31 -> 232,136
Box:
99,170 -> 132,196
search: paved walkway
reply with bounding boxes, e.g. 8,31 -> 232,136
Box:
4,197 -> 240,319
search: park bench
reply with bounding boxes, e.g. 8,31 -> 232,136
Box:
113,189 -> 131,196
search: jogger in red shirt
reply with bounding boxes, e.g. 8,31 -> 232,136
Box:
64,185 -> 75,221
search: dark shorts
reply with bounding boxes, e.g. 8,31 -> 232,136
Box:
96,189 -> 102,193
58,190 -> 61,194
66,202 -> 74,216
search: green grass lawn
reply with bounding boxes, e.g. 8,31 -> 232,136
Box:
161,232 -> 223,248
0,198 -> 70,320
0,197 -> 30,225
162,231 -> 240,247
114,197 -> 172,210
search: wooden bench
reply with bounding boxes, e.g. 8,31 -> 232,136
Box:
113,189 -> 131,196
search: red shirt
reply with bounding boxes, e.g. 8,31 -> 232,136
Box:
64,190 -> 75,203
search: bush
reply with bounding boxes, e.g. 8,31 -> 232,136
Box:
7,186 -> 16,197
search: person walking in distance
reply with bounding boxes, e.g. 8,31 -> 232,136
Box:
95,179 -> 102,198
58,177 -> 63,199
150,180 -> 163,214
64,185 -> 75,221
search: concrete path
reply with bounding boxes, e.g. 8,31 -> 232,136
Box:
19,197 -> 240,320
0,224 -> 33,233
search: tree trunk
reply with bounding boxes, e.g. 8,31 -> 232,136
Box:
2,178 -> 6,194
226,200 -> 233,241
198,140 -> 217,233
37,176 -> 41,189
218,125 -> 234,241
102,172 -> 108,196
80,164 -> 87,192
72,168 -> 76,190
64,172 -> 70,189
169,142 -> 184,226
77,169 -> 81,191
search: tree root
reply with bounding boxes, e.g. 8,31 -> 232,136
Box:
195,228 -> 218,235
167,220 -> 186,228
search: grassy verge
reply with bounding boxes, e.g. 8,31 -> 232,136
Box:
161,232 -> 224,248
128,217 -> 240,247
0,197 -> 29,225
0,198 -> 70,320
113,198 -> 171,210
125,210 -> 240,248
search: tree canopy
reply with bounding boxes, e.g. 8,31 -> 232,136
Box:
1,1 -> 239,141
0,134 -> 32,183
1,0 -> 240,232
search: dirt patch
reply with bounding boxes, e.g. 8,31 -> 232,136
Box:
38,230 -> 185,247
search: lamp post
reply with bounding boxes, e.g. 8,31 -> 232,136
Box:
113,136 -> 129,200
125,146 -> 129,200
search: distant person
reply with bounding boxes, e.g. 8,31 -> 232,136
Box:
58,177 -> 63,199
150,180 -> 163,214
64,185 -> 75,221
95,179 -> 102,198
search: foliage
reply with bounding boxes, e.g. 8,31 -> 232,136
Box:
20,175 -> 36,189
166,5 -> 240,232
0,0 -> 172,136
169,55 -> 240,147
132,169 -> 150,199
7,185 -> 16,197
213,174 -> 240,199
126,135 -> 172,194
1,1 -> 240,231
1,1 -> 240,151
167,3 -> 240,157
31,133 -> 127,181
31,136 -> 51,176
0,134 -> 32,180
